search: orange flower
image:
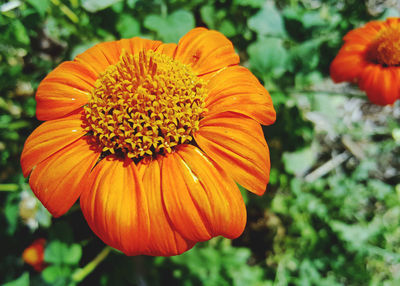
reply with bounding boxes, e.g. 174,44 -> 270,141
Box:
20,28 -> 276,256
330,17 -> 400,105
22,239 -> 46,271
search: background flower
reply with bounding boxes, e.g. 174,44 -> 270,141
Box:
22,239 -> 46,272
330,17 -> 400,105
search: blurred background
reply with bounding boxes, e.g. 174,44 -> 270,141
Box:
1,0 -> 400,285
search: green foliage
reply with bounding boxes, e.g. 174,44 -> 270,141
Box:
1,0 -> 399,285
144,9 -> 195,43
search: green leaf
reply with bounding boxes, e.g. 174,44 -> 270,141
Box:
81,0 -> 122,13
248,2 -> 285,37
42,265 -> 71,284
233,0 -> 265,8
11,20 -> 30,46
219,20 -> 236,37
116,15 -> 140,38
200,5 -> 216,29
144,10 -> 195,43
26,0 -> 50,17
3,272 -> 29,286
283,145 -> 317,176
44,241 -> 82,265
5,193 -> 20,235
64,244 -> 82,265
248,37 -> 288,79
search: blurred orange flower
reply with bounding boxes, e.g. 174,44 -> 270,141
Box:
330,17 -> 400,105
20,28 -> 276,256
22,239 -> 46,272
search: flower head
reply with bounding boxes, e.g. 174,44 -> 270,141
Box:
22,239 -> 46,271
21,28 -> 276,256
330,18 -> 400,105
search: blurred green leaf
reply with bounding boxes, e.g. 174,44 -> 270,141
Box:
3,272 -> 29,286
5,193 -> 20,235
81,0 -> 122,13
248,2 -> 285,37
200,5 -> 216,29
144,10 -> 195,43
233,0 -> 265,8
219,20 -> 236,37
116,14 -> 140,38
283,145 -> 317,176
44,241 -> 82,265
10,20 -> 30,45
248,37 -> 288,79
42,265 -> 72,284
26,0 -> 50,17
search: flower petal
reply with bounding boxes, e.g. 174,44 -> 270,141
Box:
29,137 -> 100,217
174,27 -> 239,75
80,156 -> 152,255
195,112 -> 270,195
80,156 -> 193,256
330,50 -> 368,83
119,38 -> 163,57
161,145 -> 246,241
20,112 -> 86,177
205,66 -> 276,125
358,65 -> 399,105
155,42 -> 177,58
75,39 -> 162,77
36,61 -> 95,120
137,158 -> 195,256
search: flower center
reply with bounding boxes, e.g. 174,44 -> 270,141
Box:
84,50 -> 207,159
369,25 -> 400,66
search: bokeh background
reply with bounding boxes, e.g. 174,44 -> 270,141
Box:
2,0 -> 400,285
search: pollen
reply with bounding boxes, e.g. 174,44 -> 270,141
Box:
369,25 -> 400,66
83,50 -> 207,159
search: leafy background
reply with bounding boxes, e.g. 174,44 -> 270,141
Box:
1,0 -> 400,285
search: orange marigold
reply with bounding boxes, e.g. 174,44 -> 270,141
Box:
20,28 -> 276,256
22,239 -> 46,272
331,17 -> 400,105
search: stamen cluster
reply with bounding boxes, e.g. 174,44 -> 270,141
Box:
369,25 -> 400,66
84,50 -> 207,158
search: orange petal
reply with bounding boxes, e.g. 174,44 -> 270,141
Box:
20,112 -> 86,177
119,37 -> 163,57
344,24 -> 381,44
205,66 -> 276,125
80,156 -> 152,255
36,61 -> 95,120
75,39 -> 162,77
358,65 -> 399,105
74,41 -> 122,76
137,158 -> 195,256
155,42 -> 177,58
330,50 -> 367,83
174,27 -> 239,75
195,112 -> 270,195
161,145 -> 246,241
29,137 -> 100,217
80,156 -> 193,256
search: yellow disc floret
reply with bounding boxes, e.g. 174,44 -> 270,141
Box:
369,25 -> 400,66
84,50 -> 207,159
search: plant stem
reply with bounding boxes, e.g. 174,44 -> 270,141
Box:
71,246 -> 112,282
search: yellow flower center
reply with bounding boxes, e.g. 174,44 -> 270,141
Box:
84,50 -> 207,159
369,25 -> 400,66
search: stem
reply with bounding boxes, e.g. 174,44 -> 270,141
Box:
0,184 -> 18,192
71,246 -> 112,282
